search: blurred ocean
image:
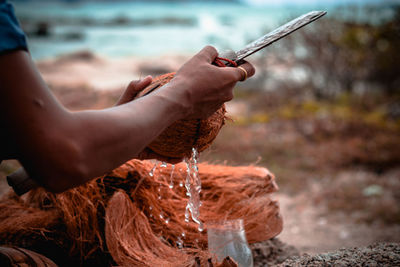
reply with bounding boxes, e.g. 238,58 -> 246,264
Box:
10,0 -> 398,60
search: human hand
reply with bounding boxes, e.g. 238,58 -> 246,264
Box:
161,46 -> 255,119
115,76 -> 153,106
116,76 -> 183,163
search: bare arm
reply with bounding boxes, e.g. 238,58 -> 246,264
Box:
0,46 -> 254,192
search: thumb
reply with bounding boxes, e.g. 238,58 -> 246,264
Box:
116,76 -> 152,105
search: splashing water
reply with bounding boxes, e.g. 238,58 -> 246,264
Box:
184,147 -> 204,232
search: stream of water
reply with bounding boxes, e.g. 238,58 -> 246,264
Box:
148,147 -> 203,249
184,147 -> 204,232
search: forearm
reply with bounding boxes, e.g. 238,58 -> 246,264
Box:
0,50 -> 187,192
12,91 -> 186,192
70,90 -> 186,181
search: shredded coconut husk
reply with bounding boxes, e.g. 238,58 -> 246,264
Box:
135,73 -> 226,159
0,160 -> 282,266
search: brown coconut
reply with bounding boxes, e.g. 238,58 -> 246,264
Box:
136,73 -> 226,159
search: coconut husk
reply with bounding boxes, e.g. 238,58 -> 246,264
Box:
135,73 -> 226,159
0,246 -> 58,267
0,160 -> 282,266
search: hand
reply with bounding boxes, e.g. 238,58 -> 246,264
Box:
116,76 -> 183,163
115,76 -> 153,106
161,46 -> 255,119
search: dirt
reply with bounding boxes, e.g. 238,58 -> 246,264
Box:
251,238 -> 300,266
276,193 -> 400,255
249,192 -> 400,266
274,242 -> 400,267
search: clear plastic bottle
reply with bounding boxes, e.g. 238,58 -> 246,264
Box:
207,219 -> 253,267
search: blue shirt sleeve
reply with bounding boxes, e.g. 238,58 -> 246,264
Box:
0,0 -> 28,54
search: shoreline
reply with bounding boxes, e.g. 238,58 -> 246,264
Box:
36,50 -> 192,92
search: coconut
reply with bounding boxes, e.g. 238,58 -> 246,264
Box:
136,73 -> 226,159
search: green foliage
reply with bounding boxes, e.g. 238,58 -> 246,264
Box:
267,6 -> 400,99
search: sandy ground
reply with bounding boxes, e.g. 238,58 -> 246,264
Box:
277,193 -> 400,255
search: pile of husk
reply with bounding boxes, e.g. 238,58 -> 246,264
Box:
0,160 -> 282,266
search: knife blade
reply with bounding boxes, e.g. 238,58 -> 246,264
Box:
225,10 -> 327,66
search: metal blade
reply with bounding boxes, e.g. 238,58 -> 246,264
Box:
233,11 -> 327,64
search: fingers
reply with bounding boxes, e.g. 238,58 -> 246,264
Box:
235,61 -> 255,81
219,60 -> 255,82
127,76 -> 153,95
116,76 -> 152,105
195,45 -> 218,63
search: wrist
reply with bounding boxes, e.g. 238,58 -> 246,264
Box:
156,77 -> 193,119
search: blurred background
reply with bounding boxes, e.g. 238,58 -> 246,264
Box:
2,0 -> 400,257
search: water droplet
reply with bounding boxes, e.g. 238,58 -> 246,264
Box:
179,182 -> 184,187
160,162 -> 168,168
181,232 -> 186,237
148,162 -> 158,177
165,218 -> 170,224
198,222 -> 204,232
159,213 -> 164,219
169,164 -> 175,189
184,208 -> 190,222
176,237 -> 183,248
149,206 -> 153,210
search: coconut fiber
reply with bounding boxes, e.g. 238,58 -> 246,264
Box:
135,73 -> 227,159
0,160 -> 282,266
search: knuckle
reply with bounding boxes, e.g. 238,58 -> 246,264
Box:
204,45 -> 217,53
197,45 -> 218,60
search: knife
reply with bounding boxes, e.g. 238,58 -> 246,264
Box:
223,10 -> 327,66
140,10 -> 327,97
